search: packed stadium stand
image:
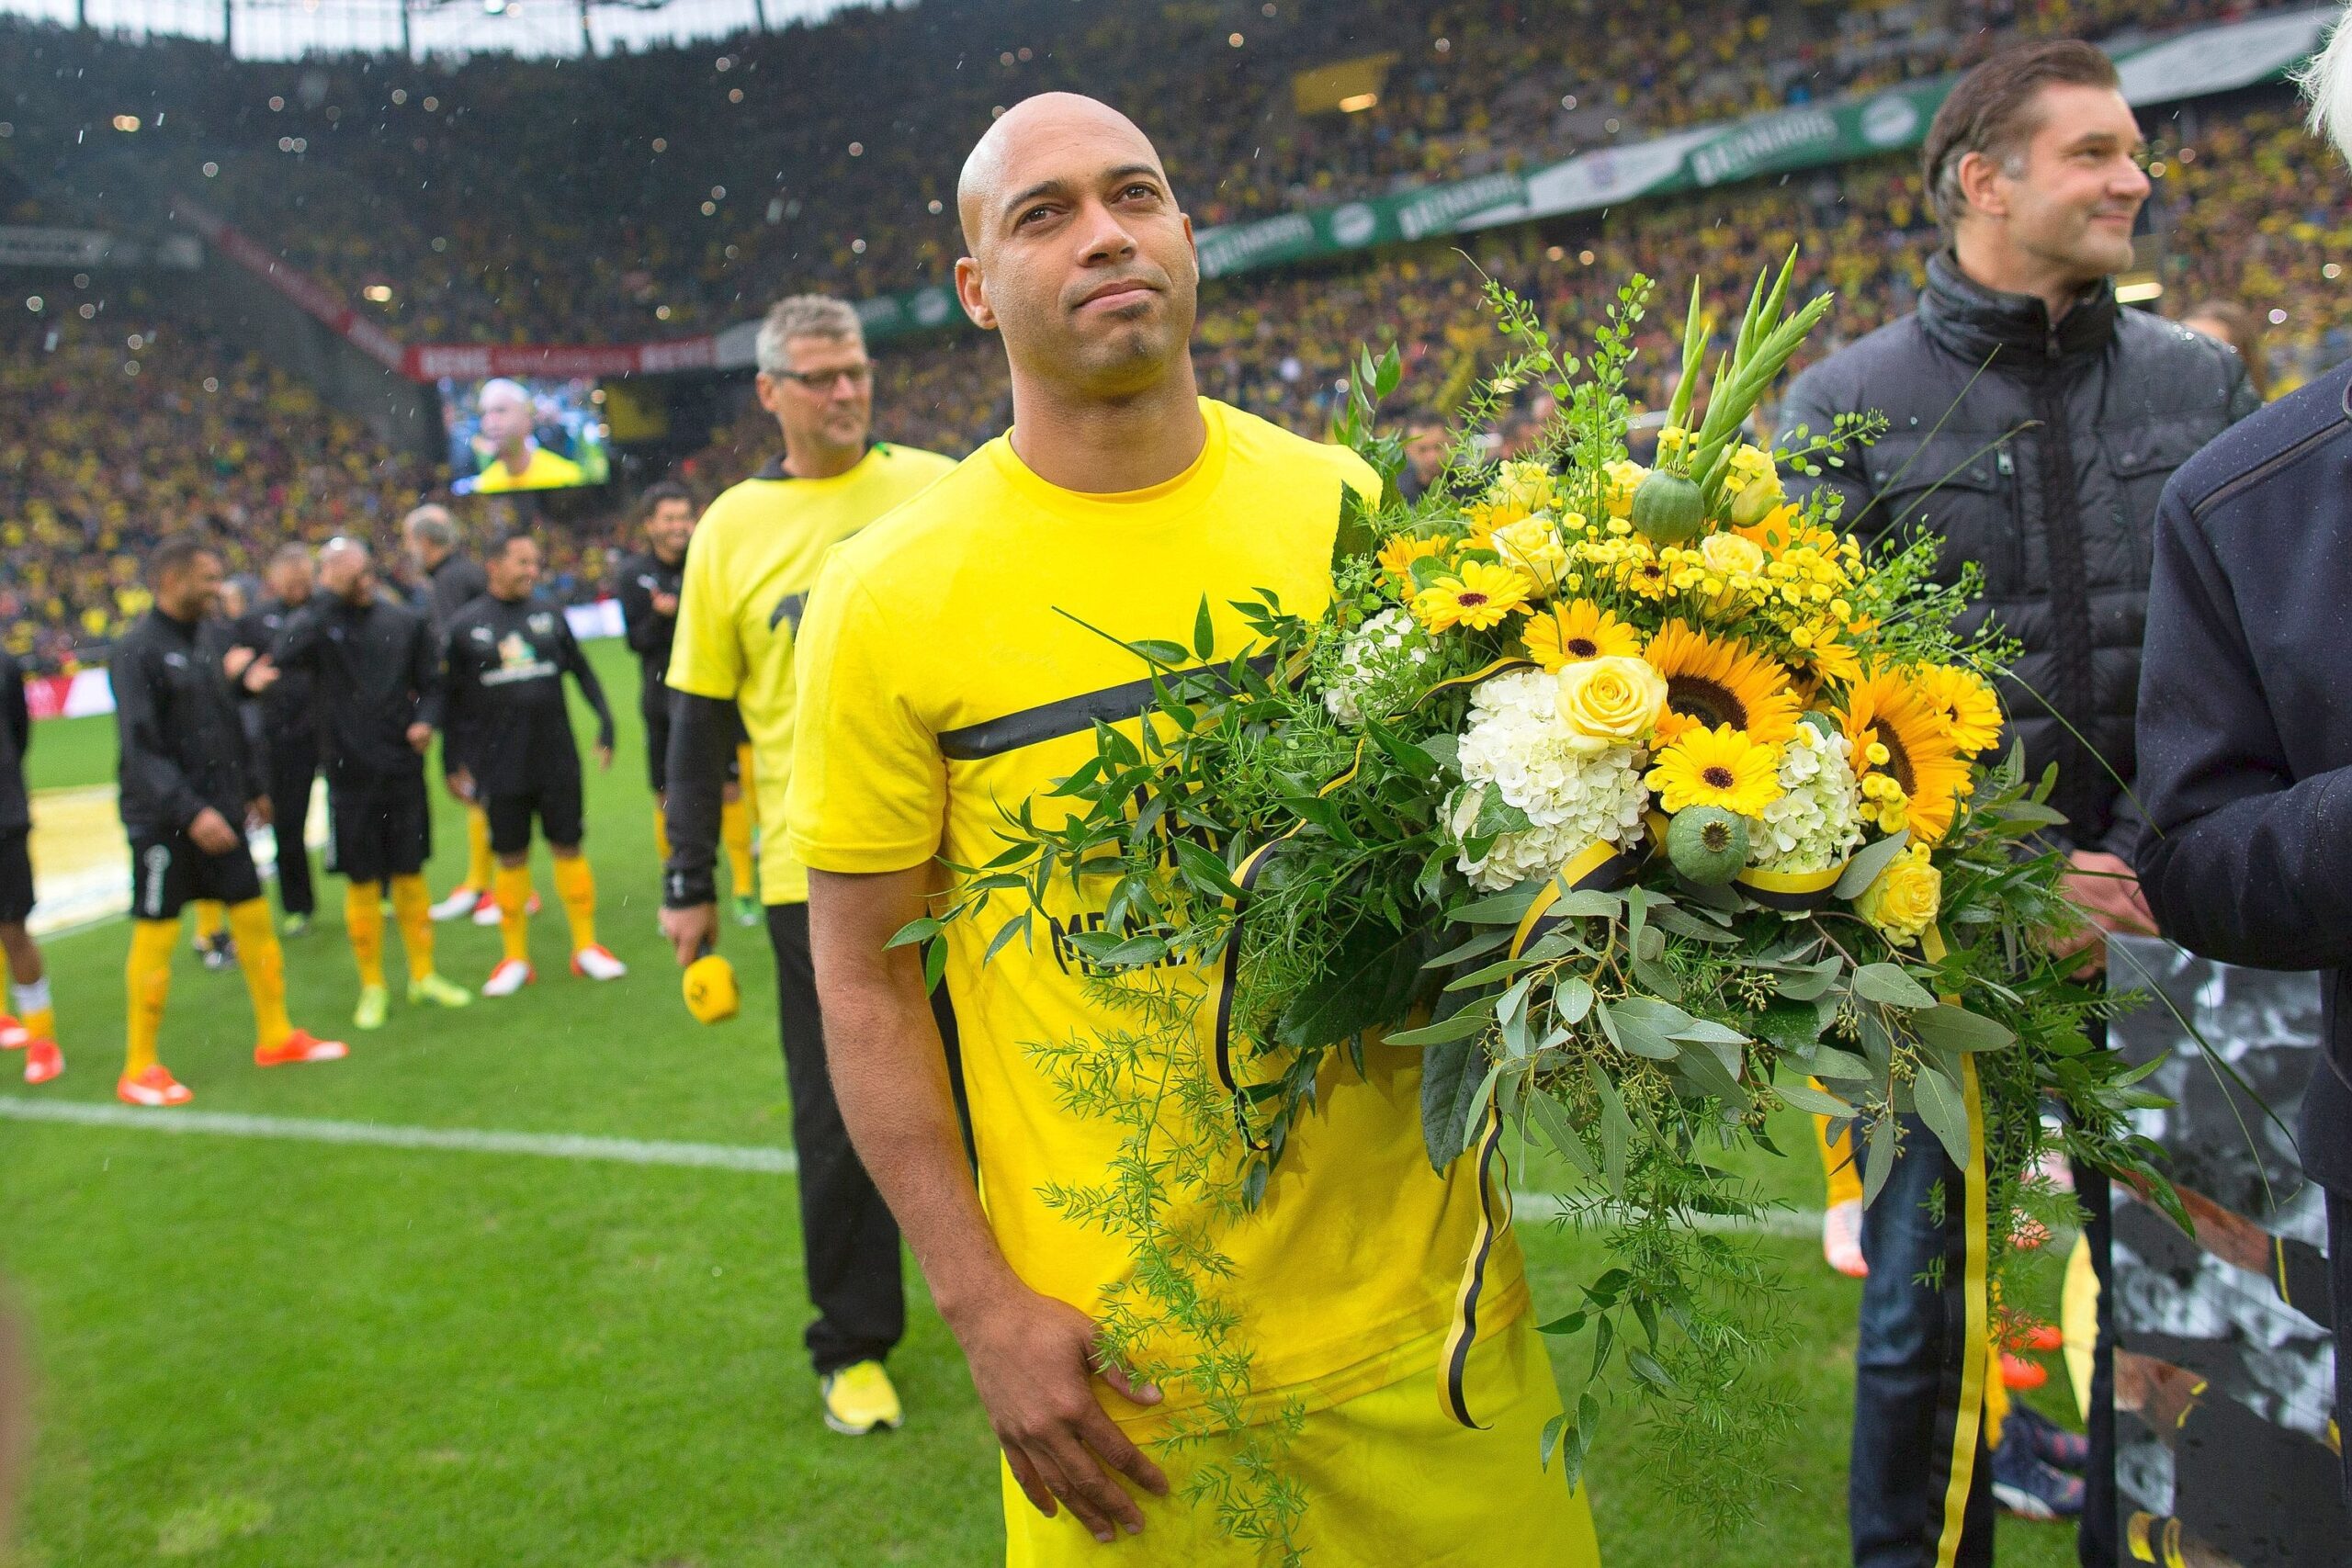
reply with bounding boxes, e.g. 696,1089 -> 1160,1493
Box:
1,0 -> 2346,668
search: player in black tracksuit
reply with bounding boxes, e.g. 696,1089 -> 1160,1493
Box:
112,536 -> 345,1106
0,650 -> 60,1085
613,482 -> 755,918
440,532 -> 622,995
404,502 -> 498,921
276,538 -> 472,1026
234,546 -> 323,932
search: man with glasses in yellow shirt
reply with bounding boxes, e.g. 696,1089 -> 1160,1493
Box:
660,295 -> 956,1439
785,96 -> 1602,1565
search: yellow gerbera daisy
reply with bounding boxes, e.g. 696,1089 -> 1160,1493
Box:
1376,533 -> 1454,591
1522,600 -> 1643,671
1838,664 -> 1972,844
1642,620 -> 1803,746
1646,724 -> 1783,817
1411,559 -> 1532,633
1916,664 -> 2004,754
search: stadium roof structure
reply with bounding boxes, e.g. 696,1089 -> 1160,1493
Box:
0,0 -> 863,59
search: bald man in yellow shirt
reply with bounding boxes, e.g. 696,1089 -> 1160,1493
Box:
786,95 -> 1602,1566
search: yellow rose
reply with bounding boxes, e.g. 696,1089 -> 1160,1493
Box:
1491,516 -> 1569,595
1601,459 -> 1647,520
1854,843 -> 1942,947
1554,655 -> 1668,753
1699,531 -> 1765,578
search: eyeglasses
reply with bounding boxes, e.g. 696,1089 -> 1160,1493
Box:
767,363 -> 874,392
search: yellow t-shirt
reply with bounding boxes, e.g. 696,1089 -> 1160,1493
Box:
667,443 -> 956,904
786,398 -> 1529,1432
474,443 -> 584,493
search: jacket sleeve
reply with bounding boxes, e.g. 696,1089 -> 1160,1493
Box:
1773,360 -> 1878,536
272,604 -> 322,670
438,621 -> 475,773
661,692 -> 734,908
409,615 -> 443,732
4,654 -> 26,764
559,621 -> 616,750
2133,487 -> 2352,972
113,643 -> 209,830
616,567 -> 668,656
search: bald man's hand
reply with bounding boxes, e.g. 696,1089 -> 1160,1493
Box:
955,1284 -> 1167,1543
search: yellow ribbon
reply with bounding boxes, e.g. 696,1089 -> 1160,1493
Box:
1922,920 -> 1990,1568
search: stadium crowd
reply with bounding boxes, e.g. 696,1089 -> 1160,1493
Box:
0,0 -> 2309,344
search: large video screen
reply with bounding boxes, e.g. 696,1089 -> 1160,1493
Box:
441,375 -> 612,495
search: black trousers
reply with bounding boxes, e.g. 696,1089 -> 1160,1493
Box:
2074,1161 -> 2118,1568
266,729 -> 319,918
765,902 -> 968,1375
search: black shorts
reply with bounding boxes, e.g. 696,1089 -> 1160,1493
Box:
0,829 -> 31,925
485,774 -> 584,855
326,770 -> 432,885
645,699 -> 744,795
130,828 -> 263,921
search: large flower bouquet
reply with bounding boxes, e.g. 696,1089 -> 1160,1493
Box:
912,256 -> 2172,1550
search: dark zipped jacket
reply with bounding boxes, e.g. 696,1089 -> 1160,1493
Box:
273,592 -> 442,786
233,594 -> 318,743
614,547 -> 684,719
1778,251 -> 2256,856
2134,358 -> 2352,1198
113,607 -> 264,835
0,653 -> 28,836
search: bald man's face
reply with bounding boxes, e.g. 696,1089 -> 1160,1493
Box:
956,97 -> 1197,400
479,385 -> 534,446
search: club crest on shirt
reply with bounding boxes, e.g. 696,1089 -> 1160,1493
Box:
497,632 -> 537,671
527,612 -> 555,637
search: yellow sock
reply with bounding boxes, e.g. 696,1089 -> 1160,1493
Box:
192,899 -> 223,944
1815,1108 -> 1865,1209
24,1005 -> 53,1042
652,800 -> 672,863
390,874 -> 435,982
465,805 -> 493,892
345,880 -> 387,990
227,898 -> 292,1049
123,919 -> 176,1078
720,792 -> 754,897
493,862 -> 533,964
551,854 -> 597,953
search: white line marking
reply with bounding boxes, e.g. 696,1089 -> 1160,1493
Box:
0,1097 -> 797,1174
0,1097 -> 1821,1237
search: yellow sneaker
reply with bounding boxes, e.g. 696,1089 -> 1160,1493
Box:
819,1359 -> 902,1436
354,985 -> 390,1032
407,972 -> 474,1009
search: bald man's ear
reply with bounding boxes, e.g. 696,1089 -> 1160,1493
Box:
955,255 -> 999,333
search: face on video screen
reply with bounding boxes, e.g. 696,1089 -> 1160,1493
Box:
441,375 -> 611,495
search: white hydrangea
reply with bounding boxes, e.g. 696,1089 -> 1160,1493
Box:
1448,669 -> 1648,891
1323,608 -> 1433,728
1749,722 -> 1866,874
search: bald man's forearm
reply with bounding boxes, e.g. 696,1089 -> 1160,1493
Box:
808,869 -> 1020,1324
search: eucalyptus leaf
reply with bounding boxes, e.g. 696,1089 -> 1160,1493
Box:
1914,1004 -> 2017,1054
1774,1077 -> 1854,1116
1834,830 -> 1912,900
1420,1036 -> 1481,1170
1913,1062 -> 1973,1168
1861,1114 -> 1896,1207
1854,963 -> 1938,1010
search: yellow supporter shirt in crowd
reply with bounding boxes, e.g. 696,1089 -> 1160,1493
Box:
472,442 -> 584,493
666,443 -> 956,905
785,398 -> 1531,1435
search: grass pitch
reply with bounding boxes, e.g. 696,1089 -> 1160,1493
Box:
0,640 -> 2081,1566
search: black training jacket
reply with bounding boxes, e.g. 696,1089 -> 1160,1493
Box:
113,607 -> 263,836
273,592 -> 441,785
233,594 -> 318,741
614,548 -> 684,718
440,593 -> 614,798
1779,251 -> 2255,856
423,554 -> 490,637
2134,357 -> 2352,1199
0,653 -> 28,836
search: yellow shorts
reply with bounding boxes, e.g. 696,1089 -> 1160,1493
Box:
1003,1310 -> 1603,1566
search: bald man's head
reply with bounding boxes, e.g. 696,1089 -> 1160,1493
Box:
318,536 -> 374,604
952,93 -> 1198,404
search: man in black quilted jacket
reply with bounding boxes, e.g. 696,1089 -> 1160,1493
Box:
1777,39 -> 2255,1568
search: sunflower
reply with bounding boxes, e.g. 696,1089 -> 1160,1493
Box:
1646,724 -> 1783,817
1376,532 -> 1455,592
1410,559 -> 1532,634
1915,664 -> 2004,755
1838,664 -> 1972,843
1642,620 -> 1803,746
1522,600 -> 1642,671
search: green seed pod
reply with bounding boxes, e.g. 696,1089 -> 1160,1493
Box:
1667,806 -> 1750,886
1632,468 -> 1707,546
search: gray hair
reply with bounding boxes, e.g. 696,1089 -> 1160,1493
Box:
402,503 -> 457,548
2301,6 -> 2352,166
755,295 -> 865,376
268,542 -> 313,570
